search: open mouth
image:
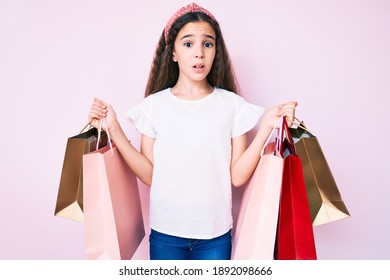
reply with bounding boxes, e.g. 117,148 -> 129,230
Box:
193,65 -> 205,69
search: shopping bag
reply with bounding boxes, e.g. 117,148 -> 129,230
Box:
289,119 -> 350,226
54,123 -> 107,221
275,117 -> 317,260
232,117 -> 284,260
83,121 -> 144,260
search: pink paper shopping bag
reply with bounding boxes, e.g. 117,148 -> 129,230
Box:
83,144 -> 145,260
232,118 -> 284,260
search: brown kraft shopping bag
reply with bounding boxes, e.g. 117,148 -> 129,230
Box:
54,123 -> 107,221
289,118 -> 350,226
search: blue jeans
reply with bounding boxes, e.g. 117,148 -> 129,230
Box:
149,229 -> 232,260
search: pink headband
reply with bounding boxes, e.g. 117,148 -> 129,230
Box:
164,3 -> 217,44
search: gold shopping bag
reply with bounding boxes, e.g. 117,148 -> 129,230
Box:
54,123 -> 107,221
289,119 -> 350,226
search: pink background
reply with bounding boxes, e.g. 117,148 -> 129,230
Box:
1,0 -> 389,259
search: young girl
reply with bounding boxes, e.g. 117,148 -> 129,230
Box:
88,3 -> 297,260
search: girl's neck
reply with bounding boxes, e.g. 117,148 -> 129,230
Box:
171,80 -> 214,100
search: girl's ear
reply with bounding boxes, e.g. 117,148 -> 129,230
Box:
172,50 -> 177,62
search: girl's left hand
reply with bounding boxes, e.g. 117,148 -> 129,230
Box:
277,101 -> 298,127
260,101 -> 298,131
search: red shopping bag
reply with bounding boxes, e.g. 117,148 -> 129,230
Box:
275,117 -> 317,260
232,118 -> 284,260
83,120 -> 144,260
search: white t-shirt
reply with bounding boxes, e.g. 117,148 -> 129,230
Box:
125,87 -> 264,239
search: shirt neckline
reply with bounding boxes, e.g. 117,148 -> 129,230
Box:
168,87 -> 216,103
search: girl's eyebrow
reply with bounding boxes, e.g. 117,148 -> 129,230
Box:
205,34 -> 216,40
180,34 -> 216,41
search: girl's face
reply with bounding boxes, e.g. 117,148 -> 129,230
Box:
172,21 -> 216,84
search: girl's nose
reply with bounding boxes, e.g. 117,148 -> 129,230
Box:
195,47 -> 204,58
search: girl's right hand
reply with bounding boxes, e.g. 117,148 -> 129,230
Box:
88,98 -> 118,132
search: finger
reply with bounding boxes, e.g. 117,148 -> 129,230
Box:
92,99 -> 109,115
91,103 -> 108,114
88,118 -> 99,127
278,109 -> 295,125
89,103 -> 108,120
282,101 -> 298,107
278,108 -> 295,118
93,97 -> 108,108
281,102 -> 297,110
88,113 -> 102,121
91,101 -> 108,114
278,101 -> 297,111
277,101 -> 297,115
277,107 -> 293,117
89,109 -> 106,119
90,103 -> 107,114
279,105 -> 295,113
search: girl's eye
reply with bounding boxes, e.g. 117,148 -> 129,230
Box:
184,42 -> 192,48
204,42 -> 214,48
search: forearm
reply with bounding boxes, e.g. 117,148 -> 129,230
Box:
231,101 -> 297,187
109,121 -> 153,186
231,124 -> 272,187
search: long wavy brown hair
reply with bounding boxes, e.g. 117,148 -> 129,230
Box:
144,12 -> 240,97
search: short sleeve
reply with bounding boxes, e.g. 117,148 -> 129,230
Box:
124,97 -> 157,138
232,96 -> 265,138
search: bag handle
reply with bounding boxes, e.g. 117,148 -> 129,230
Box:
96,118 -> 113,155
286,116 -> 314,135
261,116 -> 284,156
281,116 -> 296,156
79,119 -> 94,134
